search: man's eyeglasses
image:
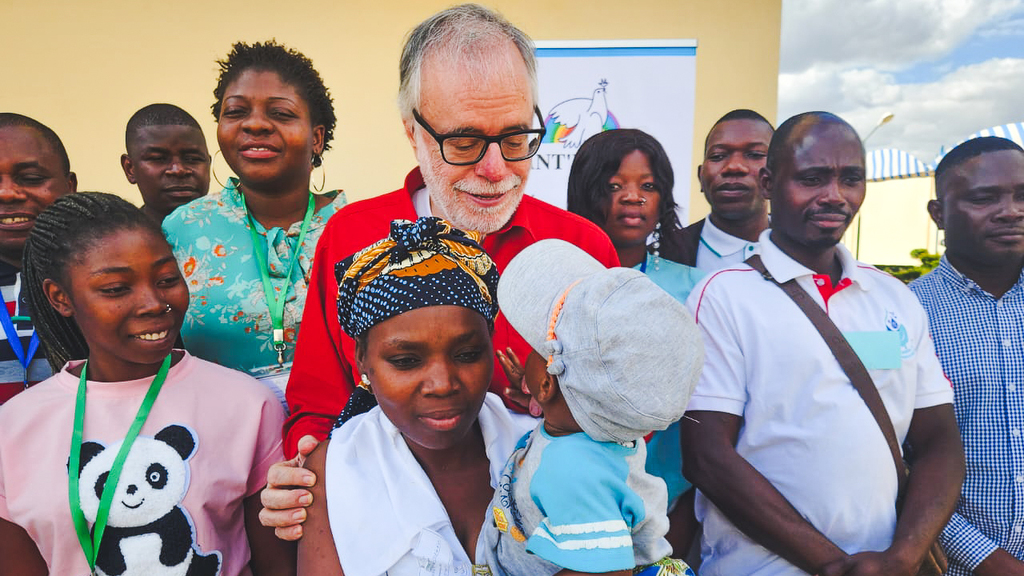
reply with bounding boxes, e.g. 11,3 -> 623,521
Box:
412,107 -> 547,166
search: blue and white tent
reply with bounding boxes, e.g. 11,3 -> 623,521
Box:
866,148 -> 932,182
933,121 -> 1024,166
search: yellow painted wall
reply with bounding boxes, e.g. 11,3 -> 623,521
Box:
2,0 -> 780,219
842,177 -> 944,266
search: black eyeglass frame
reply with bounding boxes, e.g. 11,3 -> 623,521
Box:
412,107 -> 547,166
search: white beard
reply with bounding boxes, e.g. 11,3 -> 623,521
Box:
420,155 -> 524,235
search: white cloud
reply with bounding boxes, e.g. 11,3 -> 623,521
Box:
779,57 -> 1024,162
977,13 -> 1024,37
781,0 -> 1020,73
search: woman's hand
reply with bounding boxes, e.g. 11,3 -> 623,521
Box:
497,347 -> 542,417
259,434 -> 320,541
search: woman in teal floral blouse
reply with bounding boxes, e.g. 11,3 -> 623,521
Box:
163,40 -> 346,405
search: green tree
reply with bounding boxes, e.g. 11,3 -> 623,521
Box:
876,249 -> 941,283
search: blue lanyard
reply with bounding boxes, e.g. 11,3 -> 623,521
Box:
0,297 -> 39,385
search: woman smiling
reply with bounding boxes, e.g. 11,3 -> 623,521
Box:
163,41 -> 346,404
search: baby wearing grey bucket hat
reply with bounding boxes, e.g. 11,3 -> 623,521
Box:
480,238 -> 703,576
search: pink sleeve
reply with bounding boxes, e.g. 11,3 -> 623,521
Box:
247,394 -> 287,496
0,419 -> 9,521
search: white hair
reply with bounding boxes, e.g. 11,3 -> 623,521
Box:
397,3 -> 539,120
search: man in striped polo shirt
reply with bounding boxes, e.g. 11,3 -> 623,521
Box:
0,113 -> 77,403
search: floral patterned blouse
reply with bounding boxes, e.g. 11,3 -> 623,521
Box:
163,179 -> 346,376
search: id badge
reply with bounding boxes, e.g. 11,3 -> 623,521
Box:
251,362 -> 292,413
842,331 -> 902,370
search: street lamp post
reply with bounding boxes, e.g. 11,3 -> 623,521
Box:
863,112 -> 895,144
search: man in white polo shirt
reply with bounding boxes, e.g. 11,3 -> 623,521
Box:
661,109 -> 773,272
680,111 -> 964,576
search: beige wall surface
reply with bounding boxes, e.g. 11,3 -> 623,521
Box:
2,0 -> 780,221
842,177 -> 944,266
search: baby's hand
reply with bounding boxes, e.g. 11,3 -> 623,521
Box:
497,347 -> 542,417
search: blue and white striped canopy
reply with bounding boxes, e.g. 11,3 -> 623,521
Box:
934,121 -> 1024,165
866,148 -> 932,182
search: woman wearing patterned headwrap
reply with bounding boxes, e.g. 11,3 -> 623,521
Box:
297,217 -> 536,576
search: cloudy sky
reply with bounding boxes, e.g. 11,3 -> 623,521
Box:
778,0 -> 1024,164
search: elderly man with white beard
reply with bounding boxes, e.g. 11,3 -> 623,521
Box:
271,3 -> 618,504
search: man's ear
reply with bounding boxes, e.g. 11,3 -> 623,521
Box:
927,199 -> 944,230
42,279 -> 74,318
67,172 -> 78,193
403,118 -> 419,153
759,167 -> 773,200
696,164 -> 703,190
120,154 -> 136,184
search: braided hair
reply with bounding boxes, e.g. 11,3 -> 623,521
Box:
23,192 -> 165,370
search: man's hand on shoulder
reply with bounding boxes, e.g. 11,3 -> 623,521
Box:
259,435 -> 320,541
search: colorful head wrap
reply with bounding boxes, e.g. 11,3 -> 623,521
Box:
335,217 -> 500,339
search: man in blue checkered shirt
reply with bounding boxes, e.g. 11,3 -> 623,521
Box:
910,136 -> 1024,576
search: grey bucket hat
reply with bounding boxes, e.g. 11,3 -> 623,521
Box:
498,239 -> 704,443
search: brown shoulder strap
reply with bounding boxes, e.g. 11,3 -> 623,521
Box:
745,255 -> 908,494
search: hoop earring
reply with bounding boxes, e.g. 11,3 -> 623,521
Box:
311,162 -> 326,193
211,150 -> 238,190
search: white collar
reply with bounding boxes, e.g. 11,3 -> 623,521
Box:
701,217 -> 755,258
757,229 -> 873,291
326,393 -> 535,576
411,185 -> 432,218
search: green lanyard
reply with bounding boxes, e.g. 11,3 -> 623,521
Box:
68,354 -> 171,573
244,193 -> 315,365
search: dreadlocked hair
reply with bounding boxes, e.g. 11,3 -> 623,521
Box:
23,192 -> 165,370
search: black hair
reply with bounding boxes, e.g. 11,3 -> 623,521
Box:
934,136 -> 1024,197
766,111 -> 861,174
0,113 -> 71,176
704,109 -> 774,152
125,103 -> 203,152
567,128 -> 681,233
23,192 -> 166,370
211,40 -> 336,166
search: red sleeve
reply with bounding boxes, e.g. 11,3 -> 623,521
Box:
283,218 -> 356,457
590,232 -> 620,269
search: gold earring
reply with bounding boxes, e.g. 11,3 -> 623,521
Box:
211,150 -> 237,189
359,373 -> 372,392
312,162 -> 326,193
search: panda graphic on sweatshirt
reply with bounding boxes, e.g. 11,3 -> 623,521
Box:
74,424 -> 221,576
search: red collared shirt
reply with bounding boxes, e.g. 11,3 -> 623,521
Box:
283,168 -> 619,455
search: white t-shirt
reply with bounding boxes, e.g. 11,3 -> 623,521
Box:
684,230 -> 953,576
324,392 -> 536,576
0,352 -> 285,576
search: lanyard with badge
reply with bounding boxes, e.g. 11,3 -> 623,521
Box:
0,293 -> 40,387
244,193 -> 315,366
68,354 -> 171,574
